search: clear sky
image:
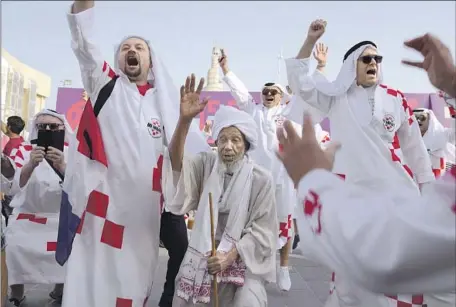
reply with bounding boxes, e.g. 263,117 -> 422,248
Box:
2,1 -> 455,109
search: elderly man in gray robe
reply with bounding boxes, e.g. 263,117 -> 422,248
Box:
166,81 -> 277,307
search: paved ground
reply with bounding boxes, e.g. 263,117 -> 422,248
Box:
7,248 -> 331,307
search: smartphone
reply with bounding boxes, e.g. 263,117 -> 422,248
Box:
37,130 -> 65,152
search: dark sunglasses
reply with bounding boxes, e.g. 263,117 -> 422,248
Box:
36,123 -> 64,131
262,88 -> 280,96
359,55 -> 383,64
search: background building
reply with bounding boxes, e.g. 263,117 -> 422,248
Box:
203,47 -> 224,91
1,48 -> 52,140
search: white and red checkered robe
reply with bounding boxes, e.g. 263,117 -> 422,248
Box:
5,142 -> 68,285
286,57 -> 436,307
294,167 -> 456,306
419,109 -> 455,178
59,7 -> 209,307
223,71 -> 303,249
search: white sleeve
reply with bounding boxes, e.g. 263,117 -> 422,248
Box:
67,6 -> 116,104
295,168 -> 456,294
1,160 -> 19,197
222,71 -> 256,115
396,93 -> 434,184
285,58 -> 333,118
1,174 -> 13,195
445,121 -> 455,145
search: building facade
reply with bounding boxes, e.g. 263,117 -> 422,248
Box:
1,48 -> 51,139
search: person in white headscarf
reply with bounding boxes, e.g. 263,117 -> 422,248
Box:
167,105 -> 277,307
218,48 -> 330,291
285,19 -> 436,307
5,109 -> 72,306
58,2 -> 210,307
413,108 -> 455,176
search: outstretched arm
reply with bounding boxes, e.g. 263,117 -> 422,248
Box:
168,74 -> 208,172
295,168 -> 455,294
396,93 -> 434,186
285,20 -> 333,120
219,50 -> 256,114
68,0 -> 116,104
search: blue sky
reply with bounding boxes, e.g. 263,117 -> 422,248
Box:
2,1 -> 455,109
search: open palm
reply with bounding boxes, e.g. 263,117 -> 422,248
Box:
313,43 -> 328,65
180,74 -> 209,120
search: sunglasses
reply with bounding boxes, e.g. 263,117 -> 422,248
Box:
359,55 -> 383,64
262,88 -> 280,96
36,123 -> 64,131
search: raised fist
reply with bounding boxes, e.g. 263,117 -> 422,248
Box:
307,19 -> 327,42
218,49 -> 228,70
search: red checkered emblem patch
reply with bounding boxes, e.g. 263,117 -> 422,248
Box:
273,115 -> 285,127
147,118 -> 162,138
382,113 -> 396,132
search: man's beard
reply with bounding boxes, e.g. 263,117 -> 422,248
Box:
220,152 -> 243,170
124,66 -> 142,79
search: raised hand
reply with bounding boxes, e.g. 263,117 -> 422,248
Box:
276,113 -> 340,187
313,43 -> 328,66
218,49 -> 227,67
307,19 -> 327,43
179,74 -> 209,120
402,33 -> 455,98
203,120 -> 213,135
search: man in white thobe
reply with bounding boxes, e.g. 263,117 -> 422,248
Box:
58,1 -> 209,306
413,108 -> 455,177
6,109 -> 72,306
168,105 -> 277,307
218,49 -> 329,291
285,19 -> 435,307
276,113 -> 455,299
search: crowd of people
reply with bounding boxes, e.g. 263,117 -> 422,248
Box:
1,1 -> 455,307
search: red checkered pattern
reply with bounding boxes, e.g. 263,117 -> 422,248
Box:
432,157 -> 446,178
76,190 -> 125,249
75,154 -> 164,248
389,134 -> 413,178
279,214 -> 292,240
111,293 -> 150,307
102,61 -> 117,79
47,241 -> 57,252
116,297 -> 132,307
379,85 -> 414,126
11,143 -> 32,168
16,213 -> 48,224
114,294 -> 150,306
385,294 -> 425,307
302,191 -> 322,235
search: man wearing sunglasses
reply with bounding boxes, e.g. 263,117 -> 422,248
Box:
5,109 -> 71,306
284,19 -> 435,307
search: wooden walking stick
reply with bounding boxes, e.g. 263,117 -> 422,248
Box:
208,192 -> 219,307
